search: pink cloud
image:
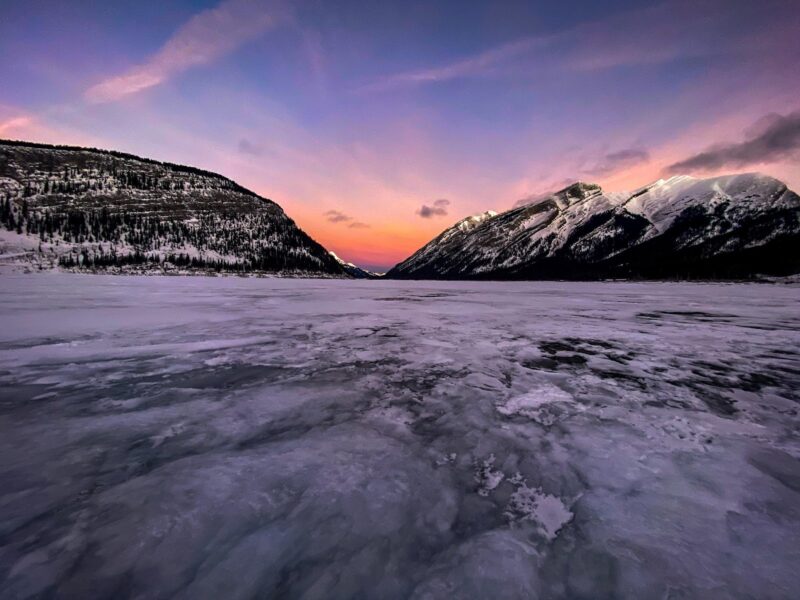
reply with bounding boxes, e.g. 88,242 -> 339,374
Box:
85,0 -> 287,103
0,108 -> 101,147
0,116 -> 34,136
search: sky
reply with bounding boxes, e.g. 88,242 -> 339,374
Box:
1,0 -> 799,271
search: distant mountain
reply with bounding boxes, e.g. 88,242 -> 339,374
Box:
329,251 -> 378,279
388,174 -> 800,280
0,140 -> 345,276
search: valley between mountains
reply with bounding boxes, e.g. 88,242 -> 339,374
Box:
1,140 -> 798,280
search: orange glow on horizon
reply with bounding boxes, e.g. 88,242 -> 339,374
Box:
3,107 -> 798,271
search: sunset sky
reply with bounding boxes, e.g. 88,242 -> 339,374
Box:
2,0 -> 799,270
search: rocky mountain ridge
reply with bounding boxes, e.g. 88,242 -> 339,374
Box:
388,173 -> 800,280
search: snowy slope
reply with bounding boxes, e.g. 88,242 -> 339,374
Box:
0,140 -> 345,276
393,210 -> 498,275
389,174 -> 800,279
329,251 -> 377,278
621,173 -> 797,237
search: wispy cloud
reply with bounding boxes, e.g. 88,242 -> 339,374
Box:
299,27 -> 327,93
417,198 -> 450,218
0,108 -> 101,147
358,38 -> 542,93
324,209 -> 352,223
512,178 -> 576,208
0,116 -> 33,135
584,148 -> 650,177
665,109 -> 800,174
324,209 -> 370,228
238,138 -> 263,155
358,1 -> 772,94
85,0 -> 286,103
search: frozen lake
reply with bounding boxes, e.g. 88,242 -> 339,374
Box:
1,275 -> 799,599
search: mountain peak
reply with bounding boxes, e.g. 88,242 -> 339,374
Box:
389,172 -> 800,280
515,182 -> 603,210
433,210 -> 498,245
552,182 -> 603,207
630,174 -> 695,197
454,210 -> 497,230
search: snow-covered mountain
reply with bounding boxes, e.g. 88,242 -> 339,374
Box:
328,251 -> 378,278
388,174 -> 800,280
0,140 -> 345,276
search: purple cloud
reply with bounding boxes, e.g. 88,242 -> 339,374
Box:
417,198 -> 450,218
666,110 -> 800,174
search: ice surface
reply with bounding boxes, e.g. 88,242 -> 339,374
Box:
1,275 -> 799,598
496,383 -> 576,426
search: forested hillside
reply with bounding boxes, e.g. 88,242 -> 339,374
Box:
0,140 -> 344,276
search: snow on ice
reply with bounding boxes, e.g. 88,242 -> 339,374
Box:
0,275 -> 799,598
